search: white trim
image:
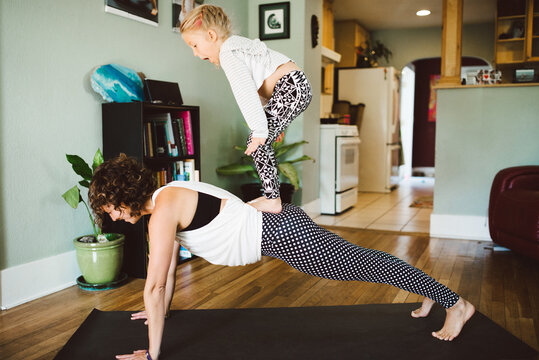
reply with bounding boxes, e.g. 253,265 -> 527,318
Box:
430,214 -> 492,241
301,198 -> 321,219
0,250 -> 79,310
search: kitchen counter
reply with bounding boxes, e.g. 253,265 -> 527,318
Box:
434,82 -> 539,89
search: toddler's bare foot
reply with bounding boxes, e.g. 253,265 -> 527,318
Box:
411,297 -> 435,318
249,197 -> 282,213
248,196 -> 265,204
432,297 -> 475,341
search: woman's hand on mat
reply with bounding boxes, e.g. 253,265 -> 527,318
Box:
116,349 -> 149,359
131,310 -> 148,325
245,137 -> 266,155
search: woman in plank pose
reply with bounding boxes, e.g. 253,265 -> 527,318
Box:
89,155 -> 475,360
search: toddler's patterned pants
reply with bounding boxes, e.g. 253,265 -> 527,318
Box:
261,204 -> 460,309
247,70 -> 312,199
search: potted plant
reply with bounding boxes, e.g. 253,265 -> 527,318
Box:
62,148 -> 125,285
216,133 -> 314,203
355,40 -> 392,68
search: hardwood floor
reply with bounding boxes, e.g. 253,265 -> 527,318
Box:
1,229 -> 538,359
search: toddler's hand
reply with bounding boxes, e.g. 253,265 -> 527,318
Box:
245,137 -> 267,155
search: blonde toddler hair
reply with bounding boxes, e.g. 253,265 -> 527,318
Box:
180,4 -> 232,39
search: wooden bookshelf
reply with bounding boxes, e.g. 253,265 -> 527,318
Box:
101,101 -> 201,278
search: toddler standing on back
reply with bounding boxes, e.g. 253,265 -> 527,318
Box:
180,4 -> 312,213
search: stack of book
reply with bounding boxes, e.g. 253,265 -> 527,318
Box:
154,159 -> 197,187
144,110 -> 195,158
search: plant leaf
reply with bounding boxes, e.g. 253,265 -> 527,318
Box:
278,163 -> 299,190
233,145 -> 247,152
79,180 -> 90,188
247,171 -> 260,180
62,186 -> 81,209
286,155 -> 314,164
66,154 -> 93,181
275,141 -> 308,159
216,163 -> 256,175
92,148 -> 104,173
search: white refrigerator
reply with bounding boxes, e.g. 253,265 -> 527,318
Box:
337,67 -> 403,193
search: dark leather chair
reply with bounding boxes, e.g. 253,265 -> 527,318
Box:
488,166 -> 539,260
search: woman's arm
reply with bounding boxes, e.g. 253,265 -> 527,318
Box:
144,202 -> 181,359
130,241 -> 181,324
164,241 -> 181,317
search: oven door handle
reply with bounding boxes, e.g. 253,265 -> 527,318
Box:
337,137 -> 361,145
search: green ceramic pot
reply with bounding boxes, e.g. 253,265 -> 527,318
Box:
73,233 -> 125,284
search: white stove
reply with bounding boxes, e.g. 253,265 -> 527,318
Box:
319,124 -> 361,214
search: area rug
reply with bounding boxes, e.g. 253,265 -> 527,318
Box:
55,303 -> 538,360
410,196 -> 433,208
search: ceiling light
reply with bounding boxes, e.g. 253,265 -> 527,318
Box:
416,9 -> 431,16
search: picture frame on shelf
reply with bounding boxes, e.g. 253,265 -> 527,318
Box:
259,2 -> 290,40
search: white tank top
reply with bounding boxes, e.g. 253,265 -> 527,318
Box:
151,181 -> 262,266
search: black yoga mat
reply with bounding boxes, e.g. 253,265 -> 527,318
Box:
56,303 -> 538,360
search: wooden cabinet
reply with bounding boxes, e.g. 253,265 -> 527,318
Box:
322,0 -> 335,94
335,20 -> 370,68
526,0 -> 539,60
495,0 -> 539,64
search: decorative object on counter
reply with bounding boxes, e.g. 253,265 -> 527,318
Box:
259,2 -> 290,41
311,15 -> 319,48
475,69 -> 502,85
91,64 -> 144,103
355,40 -> 392,68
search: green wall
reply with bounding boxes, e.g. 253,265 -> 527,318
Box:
372,22 -> 495,69
0,0 -> 248,270
435,86 -> 539,216
247,0 -> 322,206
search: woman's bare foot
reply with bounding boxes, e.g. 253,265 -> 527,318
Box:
411,297 -> 435,318
433,297 -> 475,341
249,197 -> 282,213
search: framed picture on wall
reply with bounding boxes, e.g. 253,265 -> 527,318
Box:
259,2 -> 290,40
105,0 -> 159,26
172,0 -> 205,32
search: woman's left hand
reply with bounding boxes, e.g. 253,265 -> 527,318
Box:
116,349 -> 150,359
245,137 -> 266,155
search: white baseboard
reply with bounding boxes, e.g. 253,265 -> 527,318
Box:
0,250 -> 79,310
302,198 -> 321,219
430,214 -> 492,241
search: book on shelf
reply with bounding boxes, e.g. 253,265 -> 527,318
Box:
153,159 -> 197,185
144,111 -> 195,159
177,110 -> 195,155
170,118 -> 183,156
144,122 -> 153,157
165,114 -> 179,157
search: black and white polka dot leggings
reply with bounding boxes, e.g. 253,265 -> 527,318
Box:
261,204 -> 460,309
247,70 -> 312,199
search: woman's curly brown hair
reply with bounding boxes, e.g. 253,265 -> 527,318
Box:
89,154 -> 157,226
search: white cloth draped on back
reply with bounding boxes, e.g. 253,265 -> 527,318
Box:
151,181 -> 263,266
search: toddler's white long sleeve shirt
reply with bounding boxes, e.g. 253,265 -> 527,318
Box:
219,35 -> 291,138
